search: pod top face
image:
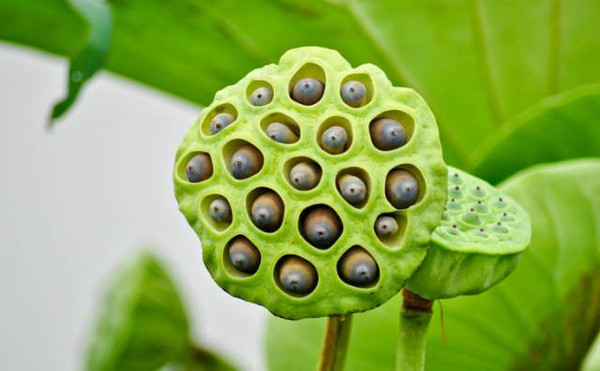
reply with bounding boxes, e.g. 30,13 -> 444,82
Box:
173,47 -> 447,319
434,167 -> 531,255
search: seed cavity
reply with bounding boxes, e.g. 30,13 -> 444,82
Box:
291,78 -> 325,105
185,153 -> 213,183
386,169 -> 420,209
288,160 -> 321,190
370,118 -> 406,151
276,255 -> 318,296
210,113 -> 236,135
300,205 -> 343,249
250,191 -> 284,232
341,80 -> 367,107
250,86 -> 273,106
227,236 -> 260,275
227,142 -> 263,179
265,122 -> 299,144
338,247 -> 379,287
209,197 -> 232,223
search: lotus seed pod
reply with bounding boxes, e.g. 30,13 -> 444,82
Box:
209,113 -> 235,134
321,125 -> 348,154
185,154 -> 213,183
386,169 -> 419,209
338,248 -> 379,287
370,118 -> 406,151
250,86 -> 273,106
302,207 -> 342,249
277,256 -> 318,295
406,167 -> 531,300
289,162 -> 320,190
228,237 -> 260,274
174,47 -> 447,319
340,80 -> 368,107
337,174 -> 367,205
209,197 -> 232,223
375,215 -> 399,237
230,144 -> 263,179
265,122 -> 299,144
251,193 -> 284,232
291,78 -> 325,105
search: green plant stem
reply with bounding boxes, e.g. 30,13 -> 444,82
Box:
318,315 -> 353,371
397,289 -> 434,371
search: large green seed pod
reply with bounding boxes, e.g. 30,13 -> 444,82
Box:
173,47 -> 447,319
406,167 -> 531,300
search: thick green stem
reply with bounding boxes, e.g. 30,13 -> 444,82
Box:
318,315 -> 353,371
397,289 -> 433,371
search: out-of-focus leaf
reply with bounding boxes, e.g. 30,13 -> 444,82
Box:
86,250 -> 191,371
49,0 -> 112,125
473,85 -> 600,184
2,1 -> 600,166
266,159 -> 600,370
582,332 -> 600,371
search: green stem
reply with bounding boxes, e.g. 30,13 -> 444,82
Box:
397,289 -> 433,371
318,315 -> 353,371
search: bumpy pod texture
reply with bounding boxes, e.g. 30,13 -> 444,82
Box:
406,167 -> 531,300
173,47 -> 447,319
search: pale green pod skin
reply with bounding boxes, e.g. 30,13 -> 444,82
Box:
406,167 -> 531,300
173,47 -> 447,319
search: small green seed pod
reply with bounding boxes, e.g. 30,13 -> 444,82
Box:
209,113 -> 235,134
370,118 -> 406,151
291,78 -> 325,105
209,197 -> 232,223
230,144 -> 263,179
302,207 -> 342,249
337,174 -> 367,205
250,86 -> 273,106
289,162 -> 320,190
228,237 -> 260,275
251,192 -> 284,232
277,256 -> 318,295
406,167 -> 531,300
374,215 -> 399,238
340,80 -> 367,107
385,169 -> 419,209
320,126 -> 348,154
265,122 -> 299,144
338,247 -> 379,287
186,154 -> 213,183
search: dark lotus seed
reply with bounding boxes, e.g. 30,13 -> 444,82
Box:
302,207 -> 342,249
375,215 -> 398,237
339,248 -> 379,287
209,198 -> 232,223
321,126 -> 348,154
251,193 -> 284,232
340,80 -> 367,107
370,118 -> 406,151
278,256 -> 317,295
185,153 -> 213,183
290,162 -> 320,190
337,174 -> 367,205
228,237 -> 260,274
291,78 -> 325,105
265,122 -> 299,144
209,113 -> 235,134
250,86 -> 273,106
230,144 -> 263,179
386,170 -> 419,209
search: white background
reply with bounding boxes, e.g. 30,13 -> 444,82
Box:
0,43 -> 266,370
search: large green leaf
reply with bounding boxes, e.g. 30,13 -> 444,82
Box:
265,159 -> 600,370
2,0 -> 600,166
473,85 -> 600,184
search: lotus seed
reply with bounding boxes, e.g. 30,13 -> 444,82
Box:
289,161 -> 320,190
265,122 -> 299,144
291,78 -> 325,105
185,153 -> 213,183
209,113 -> 235,134
251,192 -> 284,232
340,80 -> 367,107
462,211 -> 481,225
370,118 -> 406,151
492,222 -> 509,234
321,125 -> 348,154
375,215 -> 399,237
386,169 -> 419,209
339,248 -> 379,287
302,207 -> 342,249
230,144 -> 263,179
278,256 -> 317,295
337,174 -> 367,205
209,197 -> 232,223
228,237 -> 260,274
250,86 -> 273,106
